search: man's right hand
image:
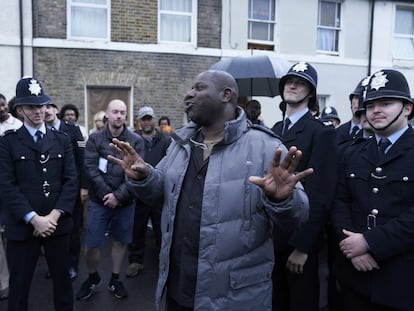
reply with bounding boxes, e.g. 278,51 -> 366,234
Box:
30,215 -> 57,237
108,138 -> 149,181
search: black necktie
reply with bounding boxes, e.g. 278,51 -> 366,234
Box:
35,130 -> 43,149
377,138 -> 391,159
282,118 -> 291,136
350,125 -> 359,138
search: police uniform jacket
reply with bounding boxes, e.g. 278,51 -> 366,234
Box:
336,120 -> 363,146
0,126 -> 78,240
331,127 -> 414,310
58,120 -> 88,188
272,111 -> 338,252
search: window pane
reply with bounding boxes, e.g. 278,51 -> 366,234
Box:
319,1 -> 336,27
71,7 -> 107,38
395,8 -> 414,34
317,28 -> 338,51
72,0 -> 107,4
160,14 -> 191,42
394,37 -> 414,58
249,22 -> 273,41
160,0 -> 192,12
250,0 -> 274,20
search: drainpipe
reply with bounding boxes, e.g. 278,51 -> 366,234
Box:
19,0 -> 24,77
367,0 -> 375,76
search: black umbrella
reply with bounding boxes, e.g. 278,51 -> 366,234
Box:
209,55 -> 291,97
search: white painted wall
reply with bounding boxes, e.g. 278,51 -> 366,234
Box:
220,0 -> 414,125
0,0 -> 33,100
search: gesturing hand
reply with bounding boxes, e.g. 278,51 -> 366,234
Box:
249,146 -> 313,201
108,138 -> 149,181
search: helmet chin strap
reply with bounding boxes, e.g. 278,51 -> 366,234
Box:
284,90 -> 313,106
367,105 -> 404,132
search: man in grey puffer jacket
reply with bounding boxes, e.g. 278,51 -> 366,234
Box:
109,70 -> 313,311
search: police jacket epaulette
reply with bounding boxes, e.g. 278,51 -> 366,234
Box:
1,129 -> 18,137
62,120 -> 78,128
50,126 -> 69,137
317,118 -> 335,128
351,135 -> 372,146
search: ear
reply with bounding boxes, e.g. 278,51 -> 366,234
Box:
404,103 -> 413,118
223,88 -> 232,102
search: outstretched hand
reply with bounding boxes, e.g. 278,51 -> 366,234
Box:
107,138 -> 148,180
249,146 -> 313,202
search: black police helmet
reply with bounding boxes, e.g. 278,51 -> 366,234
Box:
14,77 -> 50,107
279,62 -> 318,108
363,69 -> 414,119
321,106 -> 340,124
349,76 -> 370,101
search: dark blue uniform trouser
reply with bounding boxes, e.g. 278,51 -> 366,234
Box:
7,234 -> 73,311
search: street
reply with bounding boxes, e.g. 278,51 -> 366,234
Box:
0,230 -> 158,311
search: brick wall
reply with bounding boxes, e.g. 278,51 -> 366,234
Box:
33,0 -> 66,38
33,1 -> 222,48
198,0 -> 222,49
34,48 -> 219,129
112,0 -> 157,43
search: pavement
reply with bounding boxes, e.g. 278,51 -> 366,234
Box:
0,230 -> 158,311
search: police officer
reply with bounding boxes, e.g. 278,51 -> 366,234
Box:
0,77 -> 78,311
331,69 -> 414,311
320,105 -> 341,127
44,98 -> 87,280
271,62 -> 338,311
336,77 -> 369,145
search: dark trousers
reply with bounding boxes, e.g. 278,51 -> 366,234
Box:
326,224 -> 344,311
128,200 -> 161,264
341,284 -> 405,311
167,295 -> 193,311
272,247 -> 320,311
69,194 -> 82,269
7,234 -> 73,311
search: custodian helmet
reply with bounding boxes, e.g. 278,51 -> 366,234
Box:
321,106 -> 340,124
363,69 -> 414,119
14,77 -> 50,107
279,61 -> 318,108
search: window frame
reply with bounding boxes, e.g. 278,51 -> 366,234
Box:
157,0 -> 198,45
393,5 -> 414,60
84,85 -> 133,132
247,0 -> 276,48
67,0 -> 111,41
316,0 -> 342,55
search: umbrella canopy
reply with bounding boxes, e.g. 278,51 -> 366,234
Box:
209,55 -> 291,97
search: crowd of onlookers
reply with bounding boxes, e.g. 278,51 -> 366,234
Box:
1,62 -> 414,311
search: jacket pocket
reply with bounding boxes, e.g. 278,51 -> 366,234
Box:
229,262 -> 273,290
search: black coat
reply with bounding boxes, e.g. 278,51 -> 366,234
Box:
336,120 -> 363,146
137,129 -> 171,166
331,127 -> 414,310
85,125 -> 145,205
58,120 -> 88,188
272,111 -> 338,252
0,126 -> 78,240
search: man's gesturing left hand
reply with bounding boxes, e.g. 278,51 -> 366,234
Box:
249,146 -> 313,201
